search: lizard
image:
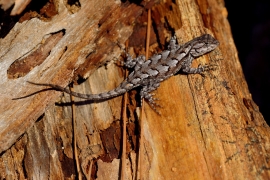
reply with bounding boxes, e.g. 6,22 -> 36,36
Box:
27,34 -> 219,110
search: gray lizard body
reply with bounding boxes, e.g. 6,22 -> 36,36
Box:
28,34 -> 219,109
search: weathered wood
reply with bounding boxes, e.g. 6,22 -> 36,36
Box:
1,0 -> 270,179
0,0 -> 144,153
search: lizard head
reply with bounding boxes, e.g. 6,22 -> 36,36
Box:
190,34 -> 219,57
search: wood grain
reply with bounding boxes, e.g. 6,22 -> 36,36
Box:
0,0 -> 143,153
0,0 -> 270,179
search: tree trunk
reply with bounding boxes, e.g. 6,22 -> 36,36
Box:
0,0 -> 269,179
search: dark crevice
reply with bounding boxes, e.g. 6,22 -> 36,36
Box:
67,0 -> 81,7
0,6 -> 20,38
1,0 -> 58,38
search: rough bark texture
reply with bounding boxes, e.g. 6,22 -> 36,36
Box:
0,0 -> 270,179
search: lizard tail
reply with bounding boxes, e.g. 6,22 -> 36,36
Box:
27,80 -> 135,101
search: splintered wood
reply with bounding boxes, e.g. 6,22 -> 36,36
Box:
0,0 -> 270,179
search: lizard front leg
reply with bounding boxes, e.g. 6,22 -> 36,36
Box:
181,54 -> 214,74
182,64 -> 216,74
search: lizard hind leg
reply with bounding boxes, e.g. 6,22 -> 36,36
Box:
124,54 -> 146,69
140,82 -> 161,114
167,34 -> 179,50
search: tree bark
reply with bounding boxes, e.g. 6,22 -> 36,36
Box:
0,0 -> 270,179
